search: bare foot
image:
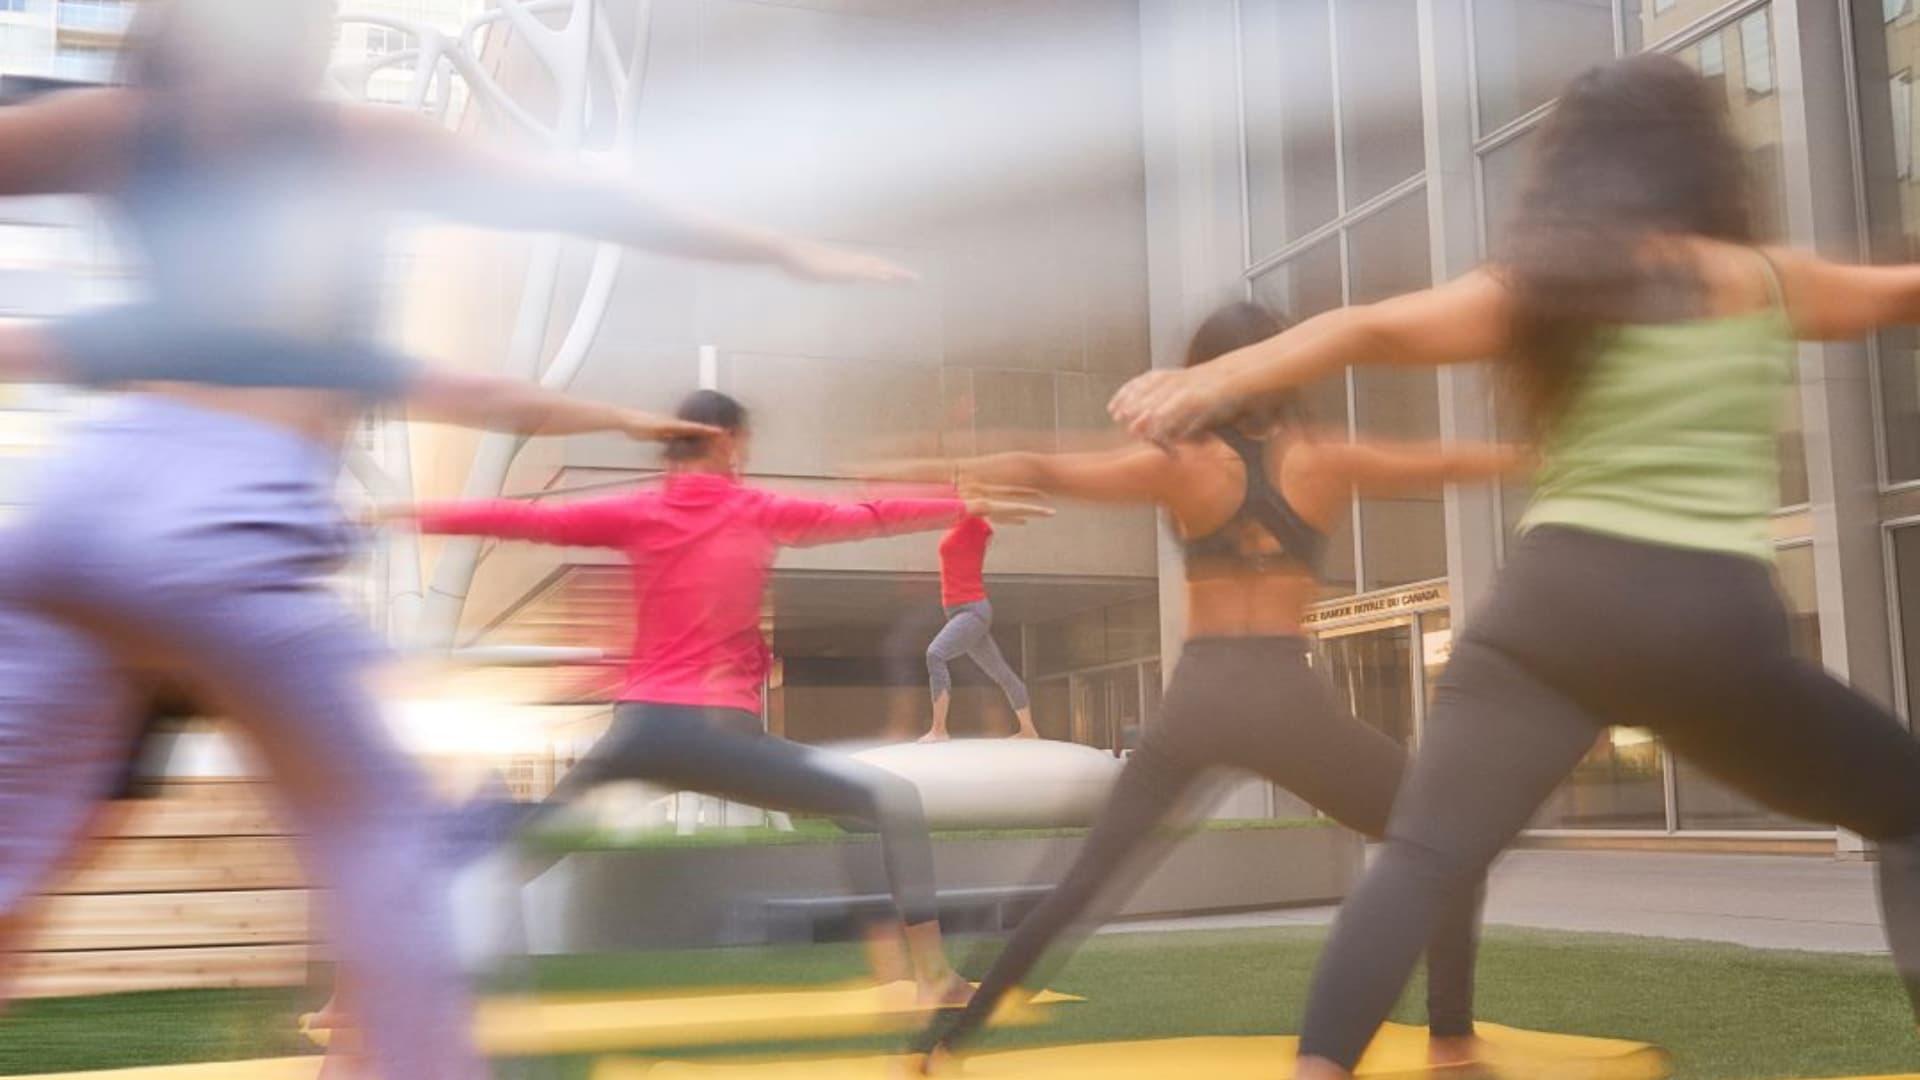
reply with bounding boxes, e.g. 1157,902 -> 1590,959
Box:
917,730 -> 951,744
301,1009 -> 353,1032
1008,729 -> 1039,740
918,974 -> 974,1008
1428,1034 -> 1491,1067
890,1050 -> 955,1079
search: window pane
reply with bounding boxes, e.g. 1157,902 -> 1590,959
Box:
1335,0 -> 1426,207
1629,0 -> 1760,51
1869,7 -> 1920,480
1478,126 -> 1539,260
1253,240 -> 1356,597
1671,544 -> 1824,830
1739,11 -> 1776,95
1698,35 -> 1724,78
1471,0 -> 1615,135
1349,194 -> 1446,589
1242,0 -> 1339,258
1895,525 -> 1920,730
1534,728 -> 1670,829
1897,74 -> 1915,182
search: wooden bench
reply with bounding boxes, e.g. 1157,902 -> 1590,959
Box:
761,884 -> 1053,944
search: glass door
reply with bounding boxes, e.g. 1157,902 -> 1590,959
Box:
1070,665 -> 1143,755
1312,619 -> 1418,747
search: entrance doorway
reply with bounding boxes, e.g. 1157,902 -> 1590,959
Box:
1312,620 -> 1416,746
1308,606 -> 1451,748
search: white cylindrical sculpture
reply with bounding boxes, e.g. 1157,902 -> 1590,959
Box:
850,740 -> 1123,831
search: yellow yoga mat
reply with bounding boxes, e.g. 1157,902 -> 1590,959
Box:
5,1060 -> 320,1080
605,1022 -> 1674,1080
299,981 -> 1081,1058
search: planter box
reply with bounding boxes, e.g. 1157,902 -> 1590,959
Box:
520,822 -> 1360,953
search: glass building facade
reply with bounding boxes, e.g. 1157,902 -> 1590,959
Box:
1132,0 -> 1920,845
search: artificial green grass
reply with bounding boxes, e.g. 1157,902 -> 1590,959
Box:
525,815 -> 1332,853
1,927 -> 1915,1078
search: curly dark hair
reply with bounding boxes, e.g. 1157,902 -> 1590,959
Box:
1501,52 -> 1755,435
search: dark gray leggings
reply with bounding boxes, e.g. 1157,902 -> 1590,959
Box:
913,636 -> 1480,1055
927,600 -> 1030,710
1300,526 -> 1920,1067
527,703 -> 940,925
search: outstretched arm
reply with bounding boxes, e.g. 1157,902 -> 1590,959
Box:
0,87 -> 130,197
1309,440 -> 1531,498
763,492 -> 1052,548
347,108 -> 913,285
1765,247 -> 1920,341
864,444 -> 1177,505
404,494 -> 642,549
403,368 -> 717,440
1108,270 -> 1514,442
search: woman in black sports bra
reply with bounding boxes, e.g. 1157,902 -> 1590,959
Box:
872,301 -> 1525,1072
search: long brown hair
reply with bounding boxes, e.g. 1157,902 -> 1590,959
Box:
1186,301 -> 1306,429
1502,52 -> 1755,435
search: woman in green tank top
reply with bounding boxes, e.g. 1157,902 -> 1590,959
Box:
1114,52 -> 1920,1079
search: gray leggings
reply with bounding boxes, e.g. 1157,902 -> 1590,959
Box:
0,397 -> 480,1080
528,703 -> 941,925
927,600 -> 1030,710
914,636 -> 1479,1055
1300,526 -> 1920,1067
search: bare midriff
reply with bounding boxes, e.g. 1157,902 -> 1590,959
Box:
1185,568 -> 1315,638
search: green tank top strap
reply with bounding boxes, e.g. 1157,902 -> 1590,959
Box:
1751,249 -> 1787,316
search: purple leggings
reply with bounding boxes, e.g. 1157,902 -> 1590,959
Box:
0,396 -> 482,1080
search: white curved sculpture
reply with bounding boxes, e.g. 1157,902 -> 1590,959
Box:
851,740 -> 1122,831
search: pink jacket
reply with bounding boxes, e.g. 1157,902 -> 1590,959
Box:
418,472 -> 965,713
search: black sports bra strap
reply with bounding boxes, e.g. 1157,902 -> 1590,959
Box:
1180,429 -> 1326,575
1214,427 -> 1268,495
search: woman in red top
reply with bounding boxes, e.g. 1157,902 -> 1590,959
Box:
920,516 -> 1036,741
400,390 -> 1049,1003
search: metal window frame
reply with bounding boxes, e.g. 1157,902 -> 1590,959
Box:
1235,0 -> 1430,273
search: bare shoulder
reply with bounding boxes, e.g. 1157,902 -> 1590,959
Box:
1677,236 -> 1786,315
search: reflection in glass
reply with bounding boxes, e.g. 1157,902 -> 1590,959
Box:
1672,544 -> 1823,830
1241,0 -> 1338,258
1534,727 -> 1669,829
1866,3 -> 1920,480
1419,608 -> 1453,715
1336,0 -> 1426,207
1072,665 -> 1141,752
1314,623 -> 1417,746
1471,0 -> 1615,135
1478,127 -> 1538,259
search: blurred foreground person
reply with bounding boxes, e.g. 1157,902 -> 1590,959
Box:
0,1 -> 915,1076
395,390 -> 1052,1006
1112,53 -> 1920,1079
880,302 -> 1521,1073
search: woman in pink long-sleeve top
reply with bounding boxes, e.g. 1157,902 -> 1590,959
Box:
402,390 -> 1049,1004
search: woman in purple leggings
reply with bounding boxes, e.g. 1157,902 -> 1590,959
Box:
0,2 -> 913,1076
